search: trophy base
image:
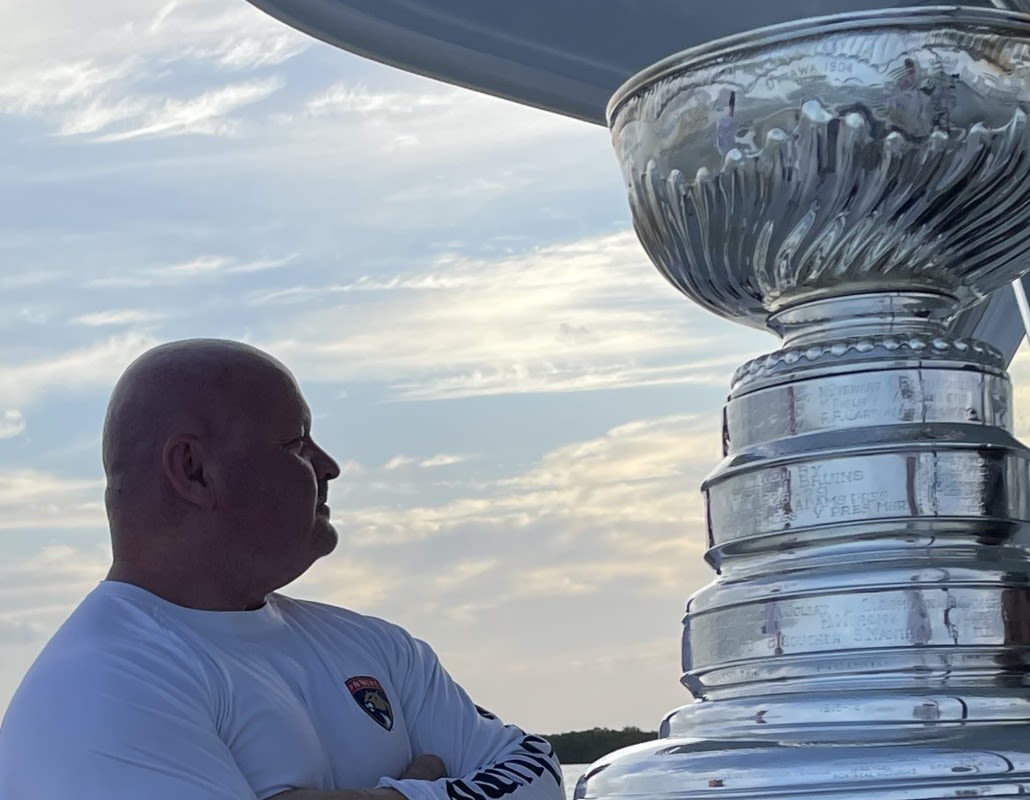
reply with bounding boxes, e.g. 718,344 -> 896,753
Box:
577,293 -> 1030,800
576,728 -> 1030,800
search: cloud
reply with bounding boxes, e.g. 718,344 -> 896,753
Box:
0,619 -> 42,645
152,1 -> 309,69
337,414 -> 718,554
92,77 -> 285,142
0,411 -> 26,440
433,559 -> 499,591
0,333 -> 156,407
287,555 -> 397,611
70,310 -> 167,327
1009,343 -> 1030,439
384,454 -> 471,471
420,454 -> 469,468
0,470 -> 106,531
87,254 -> 296,289
0,0 -> 305,139
0,271 -> 64,290
304,84 -> 466,117
0,544 -> 110,630
255,231 -> 766,400
0,60 -> 134,118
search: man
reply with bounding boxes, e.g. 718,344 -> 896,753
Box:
0,339 -> 564,800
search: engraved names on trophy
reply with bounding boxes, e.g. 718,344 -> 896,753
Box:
706,449 -> 1021,543
689,588 -> 1008,668
724,368 -> 1009,449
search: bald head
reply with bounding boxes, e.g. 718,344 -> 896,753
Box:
102,339 -> 341,609
103,339 -> 292,501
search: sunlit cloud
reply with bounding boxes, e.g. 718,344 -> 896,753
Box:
338,414 -> 717,549
287,555 -> 398,611
257,232 -> 763,400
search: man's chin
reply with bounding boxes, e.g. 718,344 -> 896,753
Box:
314,521 -> 339,557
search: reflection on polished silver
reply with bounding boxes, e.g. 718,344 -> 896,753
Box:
583,7 -> 1030,800
610,8 -> 1030,329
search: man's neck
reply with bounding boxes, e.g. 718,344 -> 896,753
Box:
105,561 -> 267,611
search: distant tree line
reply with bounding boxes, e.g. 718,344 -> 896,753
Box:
543,727 -> 658,764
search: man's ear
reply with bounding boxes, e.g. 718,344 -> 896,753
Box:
163,434 -> 216,508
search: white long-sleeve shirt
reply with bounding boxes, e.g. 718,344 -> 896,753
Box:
0,581 -> 564,800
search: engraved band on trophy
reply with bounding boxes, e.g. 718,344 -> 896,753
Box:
579,8 -> 1030,799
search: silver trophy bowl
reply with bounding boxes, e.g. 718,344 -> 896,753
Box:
609,7 -> 1030,330
580,8 -> 1030,800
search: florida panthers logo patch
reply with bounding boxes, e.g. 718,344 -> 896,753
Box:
346,676 -> 394,731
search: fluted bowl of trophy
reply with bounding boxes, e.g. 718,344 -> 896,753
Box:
578,7 -> 1030,800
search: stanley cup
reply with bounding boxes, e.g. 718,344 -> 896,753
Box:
581,7 -> 1030,799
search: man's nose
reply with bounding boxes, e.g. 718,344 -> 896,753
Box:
313,442 -> 341,480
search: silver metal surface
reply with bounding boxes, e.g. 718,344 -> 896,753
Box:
608,8 -> 1030,330
580,8 -> 1030,799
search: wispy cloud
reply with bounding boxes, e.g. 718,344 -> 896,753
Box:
70,310 -> 166,327
93,77 -> 285,142
153,1 -> 308,69
384,454 -> 471,471
87,253 -> 296,289
304,84 -> 467,117
0,0 -> 305,140
0,333 -> 156,407
0,60 -> 134,117
0,411 -> 26,440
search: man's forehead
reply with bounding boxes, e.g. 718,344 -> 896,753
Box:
213,360 -> 307,419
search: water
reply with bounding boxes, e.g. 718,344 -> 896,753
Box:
562,764 -> 589,800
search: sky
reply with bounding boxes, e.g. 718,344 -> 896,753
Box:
3,0 -> 1030,737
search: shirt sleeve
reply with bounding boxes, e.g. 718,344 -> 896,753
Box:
0,645 -> 259,800
373,628 -> 564,800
